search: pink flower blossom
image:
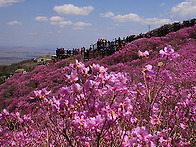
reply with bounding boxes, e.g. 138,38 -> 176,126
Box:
86,117 -> 96,130
180,123 -> 187,130
66,70 -> 78,82
159,45 -> 180,58
84,80 -> 94,91
161,70 -> 172,82
34,87 -> 51,98
71,83 -> 82,93
159,45 -> 174,55
91,64 -> 107,74
59,87 -> 70,97
138,50 -> 149,57
2,109 -> 9,116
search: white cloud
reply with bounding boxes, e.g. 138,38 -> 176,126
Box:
59,20 -> 72,27
50,20 -> 72,28
35,16 -> 49,22
100,12 -> 114,18
35,15 -> 72,27
112,13 -> 142,22
74,22 -> 92,27
142,18 -> 171,26
0,0 -> 24,7
73,22 -> 92,30
105,11 -> 171,28
171,0 -> 196,19
50,16 -> 64,22
7,20 -> 21,25
53,4 -> 94,15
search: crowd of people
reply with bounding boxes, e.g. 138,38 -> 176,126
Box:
55,18 -> 196,60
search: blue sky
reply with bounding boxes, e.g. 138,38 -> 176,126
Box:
0,0 -> 196,49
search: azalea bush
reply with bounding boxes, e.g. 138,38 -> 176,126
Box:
0,24 -> 195,112
1,43 -> 195,146
0,25 -> 196,146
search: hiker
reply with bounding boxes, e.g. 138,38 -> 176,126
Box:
101,48 -> 105,58
81,47 -> 85,55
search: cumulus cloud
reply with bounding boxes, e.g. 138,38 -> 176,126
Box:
35,16 -> 49,22
7,20 -> 21,25
73,22 -> 92,30
171,0 -> 196,19
112,13 -> 142,22
103,11 -> 171,28
50,16 -> 72,27
53,4 -> 94,15
100,12 -> 114,18
74,22 -> 92,27
50,20 -> 72,28
35,15 -> 72,27
142,18 -> 171,26
59,20 -> 72,27
50,16 -> 64,21
0,0 -> 24,7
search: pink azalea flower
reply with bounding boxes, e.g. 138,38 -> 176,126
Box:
150,141 -> 156,147
95,114 -> 104,125
91,64 -> 107,74
59,99 -> 69,110
34,87 -> 51,98
122,135 -> 131,146
138,50 -> 149,57
159,137 -> 167,146
83,66 -> 90,76
2,109 -> 9,116
71,83 -> 82,93
15,112 -> 20,117
145,64 -> 153,71
143,64 -> 157,80
59,87 -> 70,96
11,141 -> 16,146
159,45 -> 174,56
91,64 -> 101,73
70,60 -> 85,70
130,117 -> 137,124
159,45 -> 180,58
66,70 -> 78,82
151,103 -> 159,114
86,117 -> 96,129
150,116 -> 156,126
84,80 -> 94,91
132,126 -> 149,141
137,82 -> 146,95
84,142 -> 90,147
180,123 -> 187,130
161,70 -> 172,82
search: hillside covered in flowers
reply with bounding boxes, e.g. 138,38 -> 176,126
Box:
0,24 -> 195,146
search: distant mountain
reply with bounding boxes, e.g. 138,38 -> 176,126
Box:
0,46 -> 55,65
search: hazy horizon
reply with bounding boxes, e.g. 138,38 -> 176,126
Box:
0,46 -> 55,65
